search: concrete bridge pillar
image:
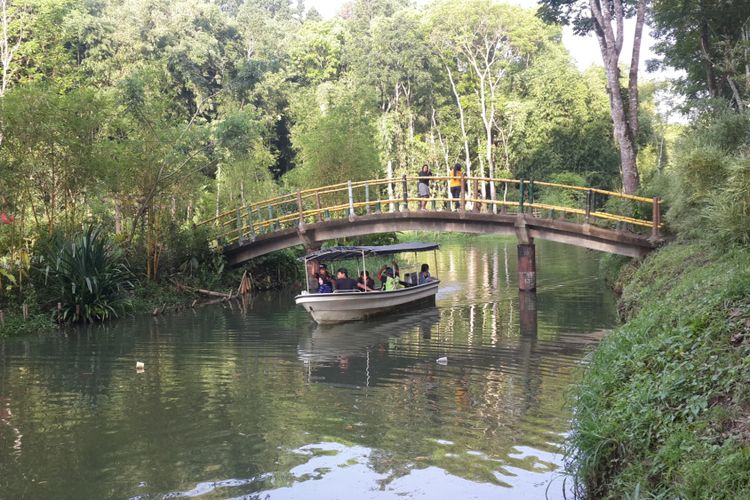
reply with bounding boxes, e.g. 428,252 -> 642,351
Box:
519,290 -> 537,337
517,243 -> 536,291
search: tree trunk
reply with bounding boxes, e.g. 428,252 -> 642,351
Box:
477,137 -> 486,202
700,18 -> 718,98
431,107 -> 451,202
446,65 -> 472,177
0,0 -> 21,98
589,0 -> 642,194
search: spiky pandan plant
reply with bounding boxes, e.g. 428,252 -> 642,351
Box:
42,227 -> 133,323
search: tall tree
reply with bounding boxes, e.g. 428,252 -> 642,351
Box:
286,78 -> 381,189
0,0 -> 21,96
539,0 -> 647,194
429,1 -> 555,197
650,0 -> 750,111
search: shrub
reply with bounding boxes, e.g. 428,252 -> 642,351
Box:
537,171 -> 587,209
38,226 -> 134,323
705,156 -> 750,246
566,242 -> 750,498
664,109 -> 750,244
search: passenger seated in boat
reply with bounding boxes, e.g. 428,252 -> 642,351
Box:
419,263 -> 433,284
382,267 -> 403,291
357,271 -> 375,291
378,261 -> 400,289
334,268 -> 359,291
316,264 -> 333,293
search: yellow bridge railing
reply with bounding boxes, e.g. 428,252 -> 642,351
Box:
196,176 -> 662,248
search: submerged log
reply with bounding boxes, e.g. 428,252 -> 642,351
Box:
194,288 -> 232,299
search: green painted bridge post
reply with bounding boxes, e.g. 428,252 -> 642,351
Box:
652,197 -> 661,238
402,174 -> 409,211
236,208 -> 243,244
315,192 -> 323,222
246,206 -> 255,240
297,191 -> 304,226
501,181 -> 508,214
519,179 -> 525,213
528,180 -> 535,213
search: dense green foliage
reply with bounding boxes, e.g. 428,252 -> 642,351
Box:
37,227 -> 134,322
1,0 -> 657,328
0,0 -> 747,495
569,243 -> 750,498
0,0 -> 637,249
663,109 -> 750,245
650,0 -> 750,111
572,104 -> 750,496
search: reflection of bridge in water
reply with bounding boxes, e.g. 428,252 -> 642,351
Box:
199,176 -> 664,290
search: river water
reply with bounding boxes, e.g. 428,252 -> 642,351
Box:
0,238 -> 617,499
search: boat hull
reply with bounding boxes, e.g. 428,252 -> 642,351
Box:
295,281 -> 440,324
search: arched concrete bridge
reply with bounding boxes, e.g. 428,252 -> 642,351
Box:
198,175 -> 664,289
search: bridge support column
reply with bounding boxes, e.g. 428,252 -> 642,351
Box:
519,290 -> 537,337
517,243 -> 536,291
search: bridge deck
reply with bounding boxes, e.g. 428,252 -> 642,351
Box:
224,210 -> 660,266
197,176 -> 664,265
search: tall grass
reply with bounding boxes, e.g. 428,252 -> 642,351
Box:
665,109 -> 750,245
566,242 -> 750,498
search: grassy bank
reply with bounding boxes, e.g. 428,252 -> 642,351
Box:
567,242 -> 750,498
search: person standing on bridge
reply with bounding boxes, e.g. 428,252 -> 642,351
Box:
450,163 -> 463,210
417,164 -> 432,210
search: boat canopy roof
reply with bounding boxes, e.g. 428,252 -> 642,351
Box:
302,242 -> 439,262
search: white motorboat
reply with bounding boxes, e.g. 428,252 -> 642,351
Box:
295,242 -> 440,324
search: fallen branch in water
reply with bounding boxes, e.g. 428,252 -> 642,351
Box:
194,288 -> 232,299
170,280 -> 233,299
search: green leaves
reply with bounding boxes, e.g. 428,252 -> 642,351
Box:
286,79 -> 381,189
39,226 -> 133,323
566,242 -> 750,498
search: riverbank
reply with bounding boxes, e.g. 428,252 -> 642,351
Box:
567,242 -> 750,498
0,282 -> 196,338
0,250 -> 302,338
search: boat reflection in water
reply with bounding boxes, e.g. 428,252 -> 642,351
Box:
298,308 -> 441,385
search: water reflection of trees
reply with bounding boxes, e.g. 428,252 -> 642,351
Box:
0,240 -> 616,497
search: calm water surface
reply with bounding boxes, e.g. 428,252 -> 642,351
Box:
0,238 -> 617,499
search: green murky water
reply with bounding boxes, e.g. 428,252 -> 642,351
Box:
0,238 -> 617,499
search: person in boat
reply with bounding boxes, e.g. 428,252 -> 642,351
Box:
357,270 -> 375,291
334,268 -> 359,291
378,261 -> 400,289
417,164 -> 432,210
419,263 -> 433,284
382,267 -> 403,291
316,264 -> 333,293
449,163 -> 463,210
